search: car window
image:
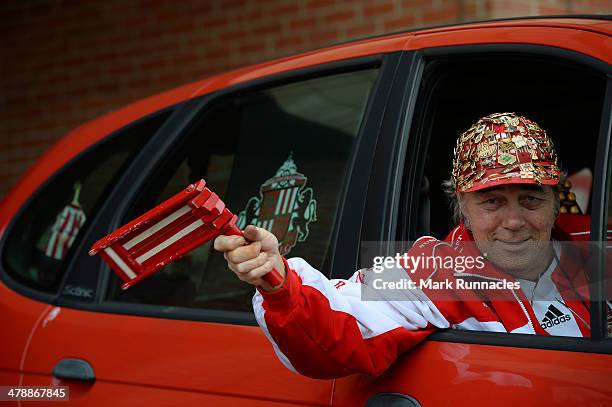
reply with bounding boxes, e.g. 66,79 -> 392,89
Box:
606,143 -> 612,338
1,111 -> 172,294
106,68 -> 380,312
409,55 -> 606,241
404,52 -> 607,338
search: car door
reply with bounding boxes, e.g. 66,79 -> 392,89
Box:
332,26 -> 612,406
0,109 -> 172,393
16,54 -> 401,406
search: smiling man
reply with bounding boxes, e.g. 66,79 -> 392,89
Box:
215,113 -> 593,378
459,184 -> 557,280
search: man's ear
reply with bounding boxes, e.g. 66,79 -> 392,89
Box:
456,192 -> 471,229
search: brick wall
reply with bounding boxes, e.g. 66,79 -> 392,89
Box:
1,0 -> 610,199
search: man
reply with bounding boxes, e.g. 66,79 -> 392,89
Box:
214,112 -> 592,379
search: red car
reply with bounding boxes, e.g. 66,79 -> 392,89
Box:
1,16 -> 611,406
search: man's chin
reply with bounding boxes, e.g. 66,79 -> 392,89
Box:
483,253 -> 539,279
493,239 -> 535,253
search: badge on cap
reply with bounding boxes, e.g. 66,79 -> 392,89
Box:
498,153 -> 517,166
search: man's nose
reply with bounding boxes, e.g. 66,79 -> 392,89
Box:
500,202 -> 526,230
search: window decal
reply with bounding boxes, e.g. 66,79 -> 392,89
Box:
44,182 -> 87,260
237,153 -> 317,255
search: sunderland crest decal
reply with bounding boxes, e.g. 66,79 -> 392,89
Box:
237,153 -> 317,255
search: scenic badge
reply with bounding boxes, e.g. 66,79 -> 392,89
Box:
237,153 -> 317,255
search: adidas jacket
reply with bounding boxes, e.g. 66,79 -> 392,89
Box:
253,224 -> 592,379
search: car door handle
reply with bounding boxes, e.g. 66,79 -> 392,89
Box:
52,358 -> 95,381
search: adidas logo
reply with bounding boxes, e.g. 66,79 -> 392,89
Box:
540,304 -> 571,329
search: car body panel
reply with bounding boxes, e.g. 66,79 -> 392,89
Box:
0,282 -> 50,385
406,26 -> 612,63
333,341 -> 612,406
21,306 -> 333,406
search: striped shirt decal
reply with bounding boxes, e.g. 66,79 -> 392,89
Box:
45,204 -> 86,260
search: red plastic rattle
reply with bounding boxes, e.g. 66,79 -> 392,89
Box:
89,179 -> 284,290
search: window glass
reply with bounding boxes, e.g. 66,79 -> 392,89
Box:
107,68 -> 379,312
606,142 -> 612,338
409,55 -> 606,338
2,111 -> 171,294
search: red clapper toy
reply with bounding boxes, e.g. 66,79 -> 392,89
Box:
89,179 -> 284,290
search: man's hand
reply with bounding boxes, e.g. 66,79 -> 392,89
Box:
214,225 -> 286,292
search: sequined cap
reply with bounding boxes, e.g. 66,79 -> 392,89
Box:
452,113 -> 561,192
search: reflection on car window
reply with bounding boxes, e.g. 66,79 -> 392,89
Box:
2,111 -> 171,294
107,68 -> 380,312
606,149 -> 612,337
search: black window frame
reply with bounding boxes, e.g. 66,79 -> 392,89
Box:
55,53 -> 404,326
0,106 -> 179,305
390,44 -> 612,354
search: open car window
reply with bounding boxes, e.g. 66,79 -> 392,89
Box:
412,55 -> 605,240
405,51 -> 608,339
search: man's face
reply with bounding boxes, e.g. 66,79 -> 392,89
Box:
459,184 -> 557,280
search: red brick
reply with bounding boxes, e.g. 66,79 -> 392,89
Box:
538,6 -> 568,14
0,162 -> 34,176
305,0 -> 336,9
239,42 -> 265,54
487,0 -> 532,17
422,5 -> 460,23
2,152 -> 47,167
269,3 -> 300,17
171,21 -> 196,35
173,53 -> 199,65
74,7 -> 100,20
363,2 -> 395,17
383,14 -> 417,31
181,2 -> 214,14
459,3 -> 481,20
218,0 -> 247,8
0,173 -> 21,183
136,0 -> 170,8
80,98 -> 107,110
0,136 -> 52,151
123,15 -> 151,29
401,0 -> 436,8
2,108 -> 45,121
220,29 -> 248,41
254,23 -> 283,36
325,9 -> 356,23
62,56 -> 89,67
235,9 -> 263,23
203,16 -> 230,29
5,95 -> 30,106
345,23 -> 376,38
275,35 -> 305,49
309,29 -> 340,44
204,46 -> 231,59
108,64 -> 136,75
289,16 -> 318,30
127,77 -> 154,88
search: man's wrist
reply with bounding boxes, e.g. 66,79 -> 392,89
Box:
259,256 -> 287,292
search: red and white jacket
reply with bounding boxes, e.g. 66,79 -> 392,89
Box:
253,223 -> 593,379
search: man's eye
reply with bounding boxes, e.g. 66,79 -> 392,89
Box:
522,196 -> 544,207
525,195 -> 543,202
481,198 -> 498,205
